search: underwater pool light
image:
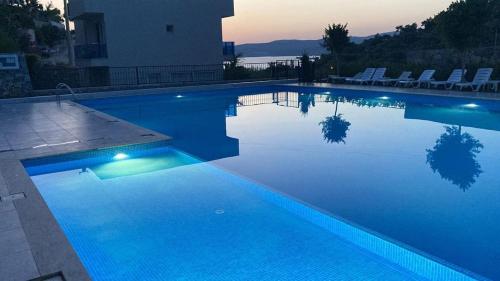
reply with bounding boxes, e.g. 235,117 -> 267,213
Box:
379,96 -> 391,100
176,95 -> 184,98
463,103 -> 480,108
113,153 -> 129,161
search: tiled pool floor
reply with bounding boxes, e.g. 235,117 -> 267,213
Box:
27,149 -> 425,281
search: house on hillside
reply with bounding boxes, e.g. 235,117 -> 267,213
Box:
68,0 -> 235,84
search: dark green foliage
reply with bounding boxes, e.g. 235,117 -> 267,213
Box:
224,54 -> 251,80
0,0 -> 64,52
426,126 -> 483,191
36,24 -> 65,47
0,30 -> 18,52
24,53 -> 40,75
299,54 -> 314,82
322,23 -> 350,75
318,0 -> 500,78
435,0 -> 489,52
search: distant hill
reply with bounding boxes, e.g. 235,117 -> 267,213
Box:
236,32 -> 395,57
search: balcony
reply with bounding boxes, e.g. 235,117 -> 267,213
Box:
75,44 -> 108,59
223,42 -> 235,58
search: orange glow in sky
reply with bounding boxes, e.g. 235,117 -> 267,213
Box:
44,0 -> 454,44
223,0 -> 454,43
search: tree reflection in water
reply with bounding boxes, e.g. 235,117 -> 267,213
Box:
320,98 -> 351,144
426,126 -> 483,191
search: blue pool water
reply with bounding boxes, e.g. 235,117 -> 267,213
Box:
25,85 -> 500,280
26,145 -> 473,281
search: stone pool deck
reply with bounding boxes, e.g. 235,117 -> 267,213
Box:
0,82 -> 490,280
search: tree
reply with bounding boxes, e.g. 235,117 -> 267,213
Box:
0,30 -> 18,52
299,53 -> 314,82
36,24 -> 65,47
0,0 -> 64,52
426,126 -> 483,191
488,0 -> 500,58
435,0 -> 490,79
322,23 -> 350,76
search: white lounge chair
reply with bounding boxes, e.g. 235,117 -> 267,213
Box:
397,70 -> 435,88
374,71 -> 412,86
455,68 -> 494,92
346,68 -> 376,84
368,68 -> 387,85
328,72 -> 361,83
487,80 -> 500,92
430,69 -> 466,90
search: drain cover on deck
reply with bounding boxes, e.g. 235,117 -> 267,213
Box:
0,192 -> 26,202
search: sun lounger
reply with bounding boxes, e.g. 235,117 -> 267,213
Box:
455,68 -> 493,92
430,69 -> 466,90
346,68 -> 376,84
397,70 -> 435,88
368,68 -> 387,85
373,71 -> 412,86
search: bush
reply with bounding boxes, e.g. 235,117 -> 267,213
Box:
299,54 -> 314,82
0,30 -> 19,52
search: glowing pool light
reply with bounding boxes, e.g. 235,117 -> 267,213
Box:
379,96 -> 391,100
176,95 -> 184,98
113,153 -> 129,161
464,103 -> 480,108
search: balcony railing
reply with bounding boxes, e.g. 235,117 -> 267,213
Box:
75,44 -> 108,59
223,42 -> 235,58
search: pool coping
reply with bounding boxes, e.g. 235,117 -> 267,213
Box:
288,83 -> 500,101
0,80 -> 495,280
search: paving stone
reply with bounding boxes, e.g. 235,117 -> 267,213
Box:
0,227 -> 31,255
0,249 -> 39,281
0,209 -> 22,232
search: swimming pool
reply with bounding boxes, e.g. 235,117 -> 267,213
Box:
26,85 -> 500,280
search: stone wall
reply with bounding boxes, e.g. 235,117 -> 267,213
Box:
0,54 -> 33,98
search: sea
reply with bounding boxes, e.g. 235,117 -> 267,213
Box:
240,56 -> 301,64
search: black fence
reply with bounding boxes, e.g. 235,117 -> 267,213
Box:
31,62 -> 300,90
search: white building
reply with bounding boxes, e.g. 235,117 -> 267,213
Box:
68,0 -> 234,84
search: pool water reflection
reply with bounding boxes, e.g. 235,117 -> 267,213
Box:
81,87 -> 500,280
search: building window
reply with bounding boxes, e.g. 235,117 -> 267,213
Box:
166,25 -> 174,33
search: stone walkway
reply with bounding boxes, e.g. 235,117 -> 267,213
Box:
0,101 -> 169,281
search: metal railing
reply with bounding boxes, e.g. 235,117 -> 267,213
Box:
31,62 -> 300,90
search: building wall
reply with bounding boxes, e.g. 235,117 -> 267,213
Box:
71,0 -> 234,67
0,54 -> 32,97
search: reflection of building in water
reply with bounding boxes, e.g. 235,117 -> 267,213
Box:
404,104 -> 500,131
238,92 -> 299,108
237,92 -> 338,109
101,96 -> 240,162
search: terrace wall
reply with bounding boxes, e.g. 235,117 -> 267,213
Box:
0,54 -> 32,98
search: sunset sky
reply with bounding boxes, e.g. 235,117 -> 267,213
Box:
44,0 -> 454,44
